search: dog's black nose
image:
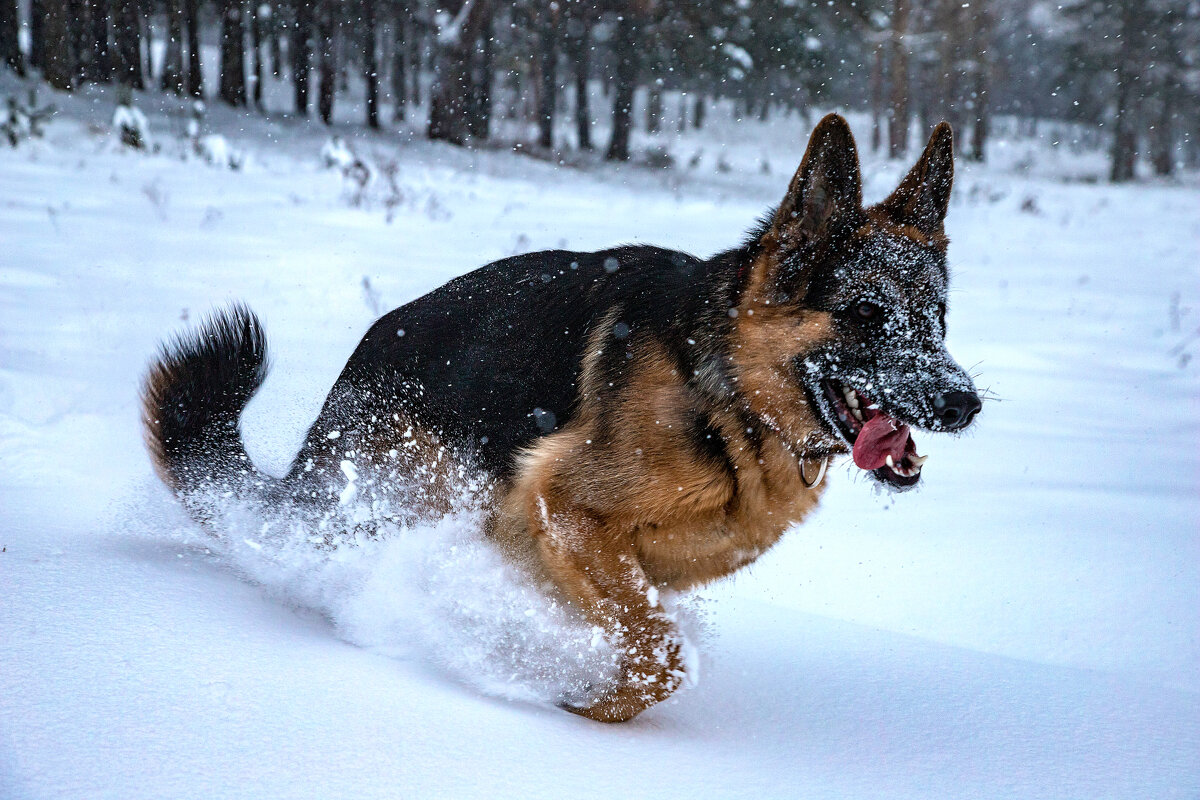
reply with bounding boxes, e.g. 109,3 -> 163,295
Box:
932,391 -> 981,431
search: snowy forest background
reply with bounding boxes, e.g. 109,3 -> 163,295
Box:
0,0 -> 1197,179
2,1 -> 1199,799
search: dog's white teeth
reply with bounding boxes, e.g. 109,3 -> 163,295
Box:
842,389 -> 865,422
885,455 -> 895,468
910,453 -> 928,467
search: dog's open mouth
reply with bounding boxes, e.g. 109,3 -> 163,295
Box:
821,380 -> 926,488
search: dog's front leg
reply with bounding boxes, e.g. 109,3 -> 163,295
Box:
528,501 -> 686,723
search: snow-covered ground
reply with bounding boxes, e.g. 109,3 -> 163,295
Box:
2,78 -> 1198,799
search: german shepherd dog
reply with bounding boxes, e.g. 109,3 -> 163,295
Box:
143,114 -> 981,723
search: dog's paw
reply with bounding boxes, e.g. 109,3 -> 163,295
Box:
557,646 -> 687,723
555,681 -> 598,711
558,670 -> 685,723
558,686 -> 651,723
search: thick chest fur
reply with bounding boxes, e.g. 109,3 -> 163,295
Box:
632,434 -> 825,590
492,354 -> 827,593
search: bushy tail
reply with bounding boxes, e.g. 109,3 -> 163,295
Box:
141,304 -> 270,498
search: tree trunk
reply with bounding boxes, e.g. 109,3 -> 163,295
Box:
112,0 -> 143,89
427,0 -> 494,145
1185,107 -> 1200,169
969,78 -> 988,162
967,0 -> 990,162
219,0 -> 247,106
466,10 -> 492,140
887,0 -> 910,158
606,11 -> 639,161
1109,0 -> 1138,182
316,0 -> 335,124
409,22 -> 421,107
869,43 -> 883,152
270,7 -> 282,76
0,0 -> 22,75
251,2 -> 265,108
1151,88 -> 1175,176
913,57 -> 935,140
1110,76 -> 1137,182
645,86 -> 662,134
693,94 -> 705,129
536,3 -> 558,149
392,5 -> 407,122
162,0 -> 185,94
363,0 -> 379,128
936,0 -> 966,137
70,0 -> 88,84
42,0 -> 74,89
566,17 -> 591,150
291,0 -> 311,115
42,0 -> 72,89
141,8 -> 152,83
30,0 -> 43,71
185,0 -> 202,97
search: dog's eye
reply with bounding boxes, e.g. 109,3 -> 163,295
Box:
855,301 -> 879,321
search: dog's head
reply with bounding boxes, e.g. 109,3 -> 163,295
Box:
731,114 -> 980,490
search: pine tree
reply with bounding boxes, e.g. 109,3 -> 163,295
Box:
69,0 -> 89,84
29,0 -> 43,71
251,2 -> 267,109
162,0 -> 186,94
41,0 -> 73,90
391,2 -> 409,123
428,0 -> 494,145
0,0 -> 23,75
292,0 -> 313,115
564,10 -> 591,150
220,0 -> 248,106
888,0 -> 911,157
362,0 -> 380,128
1055,0 -> 1193,181
185,0 -> 203,97
967,0 -> 992,162
112,0 -> 144,89
536,2 -> 560,149
316,0 -> 336,124
605,9 -> 640,161
465,9 -> 493,140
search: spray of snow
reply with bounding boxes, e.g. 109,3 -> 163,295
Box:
135,476 -> 711,709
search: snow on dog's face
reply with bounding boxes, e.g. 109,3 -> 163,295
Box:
797,217 -> 979,490
742,114 -> 980,491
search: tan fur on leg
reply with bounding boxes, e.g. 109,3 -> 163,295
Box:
497,431 -> 687,723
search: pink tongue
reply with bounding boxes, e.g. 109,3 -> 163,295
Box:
852,413 -> 913,471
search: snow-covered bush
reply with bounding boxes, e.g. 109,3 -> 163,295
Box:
2,90 -> 54,147
185,101 -> 243,169
113,100 -> 150,150
321,136 -> 374,205
185,99 -> 205,142
195,134 -> 244,170
320,135 -> 356,170
639,145 -> 675,170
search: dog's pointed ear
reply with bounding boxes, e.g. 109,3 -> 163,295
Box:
768,113 -> 863,246
877,122 -> 954,236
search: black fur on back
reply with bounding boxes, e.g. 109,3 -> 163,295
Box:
142,304 -> 270,493
288,242 -> 757,483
